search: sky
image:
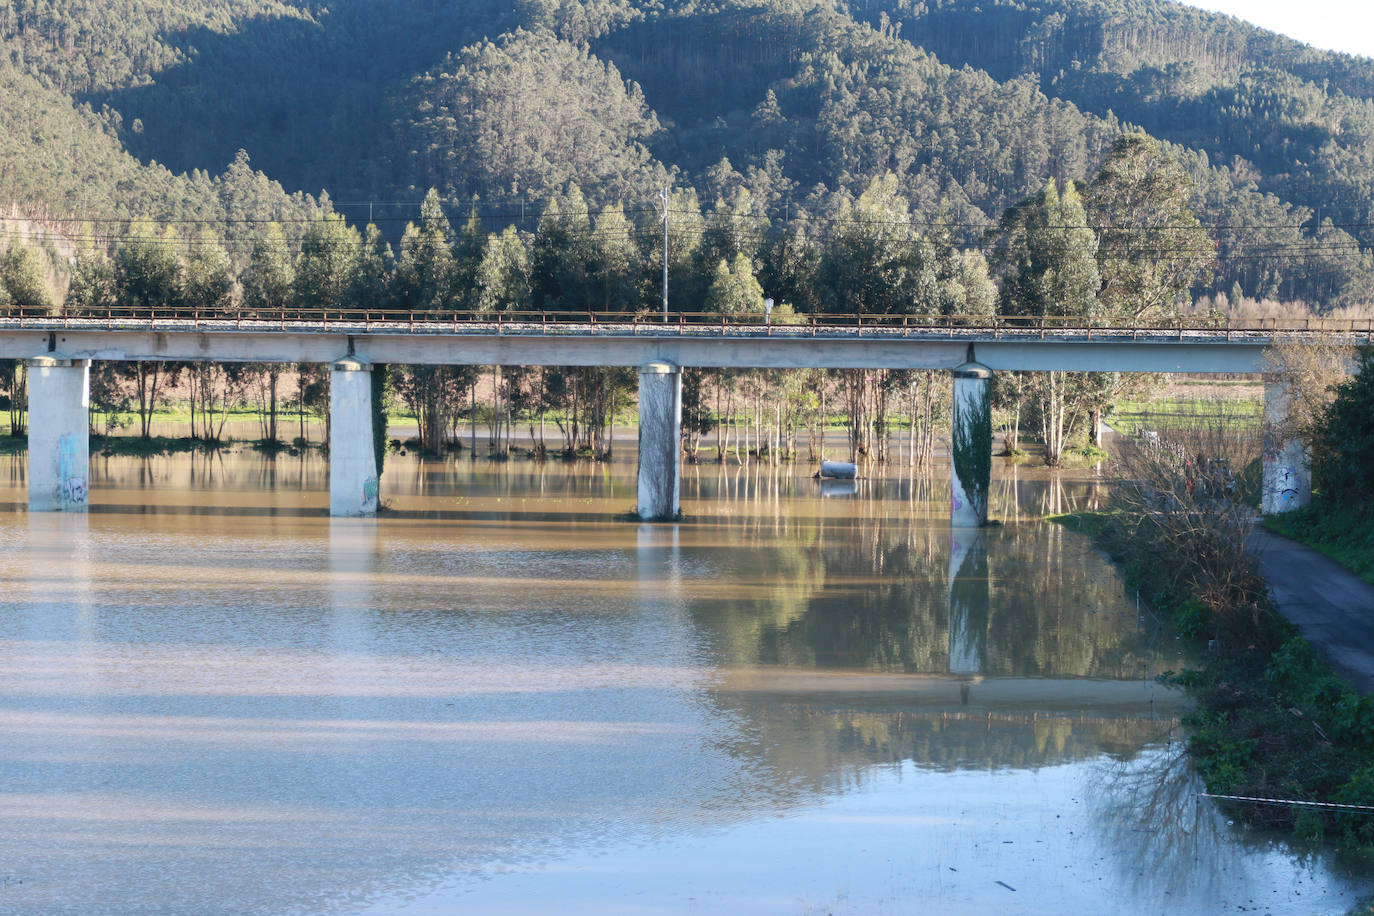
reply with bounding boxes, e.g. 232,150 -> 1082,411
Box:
1180,1 -> 1374,59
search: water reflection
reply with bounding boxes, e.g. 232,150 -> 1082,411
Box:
0,452 -> 1364,914
818,478 -> 858,499
948,528 -> 988,677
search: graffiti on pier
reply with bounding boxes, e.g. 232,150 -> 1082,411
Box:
362,476 -> 379,512
1278,466 -> 1302,507
57,433 -> 87,507
62,476 -> 88,505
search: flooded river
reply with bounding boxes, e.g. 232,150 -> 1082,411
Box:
0,450 -> 1368,914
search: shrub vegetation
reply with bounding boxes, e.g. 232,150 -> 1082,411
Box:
1067,408 -> 1374,848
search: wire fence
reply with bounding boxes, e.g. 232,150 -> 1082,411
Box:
1199,792 -> 1374,814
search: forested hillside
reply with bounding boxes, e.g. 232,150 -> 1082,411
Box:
851,0 -> 1374,244
1,0 -> 1372,307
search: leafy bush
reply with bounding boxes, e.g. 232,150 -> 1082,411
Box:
1265,636 -> 1319,691
1186,709 -> 1255,794
1334,767 -> 1374,846
1173,598 -> 1208,640
1312,347 -> 1374,512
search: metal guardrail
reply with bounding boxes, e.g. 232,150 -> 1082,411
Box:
3,306 -> 1373,341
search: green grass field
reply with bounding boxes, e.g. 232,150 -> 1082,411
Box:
1109,395 -> 1262,435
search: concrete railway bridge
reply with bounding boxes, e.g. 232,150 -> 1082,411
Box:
6,308 -> 1366,524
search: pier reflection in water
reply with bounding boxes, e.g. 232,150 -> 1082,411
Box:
0,452 -> 1366,914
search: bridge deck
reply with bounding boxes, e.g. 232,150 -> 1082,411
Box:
4,306 -> 1372,340
2,309 -> 1366,372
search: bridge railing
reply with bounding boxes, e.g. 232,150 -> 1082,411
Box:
6,304 -> 1374,339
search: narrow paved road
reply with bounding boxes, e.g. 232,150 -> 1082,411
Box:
1253,529 -> 1374,693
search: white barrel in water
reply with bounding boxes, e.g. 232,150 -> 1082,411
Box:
819,460 -> 857,480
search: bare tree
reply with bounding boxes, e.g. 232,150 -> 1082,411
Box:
1260,341 -> 1357,451
1108,403 -> 1272,651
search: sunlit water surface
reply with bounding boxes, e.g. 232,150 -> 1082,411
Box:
0,450 -> 1368,914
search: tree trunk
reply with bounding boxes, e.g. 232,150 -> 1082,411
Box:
268,367 -> 279,443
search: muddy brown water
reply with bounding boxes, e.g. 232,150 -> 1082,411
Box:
0,451 -> 1368,914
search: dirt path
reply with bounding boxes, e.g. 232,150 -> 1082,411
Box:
1253,528 -> 1374,693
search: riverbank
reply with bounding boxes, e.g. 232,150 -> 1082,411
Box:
1052,509 -> 1374,851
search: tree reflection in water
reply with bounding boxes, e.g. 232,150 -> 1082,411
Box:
1089,743 -> 1246,901
687,473 -> 1161,681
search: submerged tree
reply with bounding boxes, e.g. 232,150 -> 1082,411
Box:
995,178 -> 1099,465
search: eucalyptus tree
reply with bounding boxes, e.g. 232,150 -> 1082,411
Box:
530,185 -> 641,456
349,223 -> 394,313
995,177 -> 1100,465
474,226 -> 531,313
52,248 -> 122,437
1086,134 -> 1214,323
289,214 -> 363,446
395,189 -> 455,312
696,189 -> 764,287
0,245 -> 50,435
242,222 -> 295,315
452,206 -> 487,312
475,225 -> 543,451
814,174 -> 941,461
0,243 -> 52,313
704,252 -> 765,316
392,192 -> 472,454
757,215 -> 820,315
111,227 -> 187,438
1081,135 -> 1216,443
646,187 -> 706,316
245,221 -> 309,445
183,229 -> 235,311
295,214 -> 362,311
588,203 -> 640,315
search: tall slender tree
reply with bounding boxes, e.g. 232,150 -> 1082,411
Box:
395,189 -> 455,311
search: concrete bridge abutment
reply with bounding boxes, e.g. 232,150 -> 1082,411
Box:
26,353 -> 90,513
329,357 -> 379,517
636,360 -> 682,521
1261,378 -> 1311,515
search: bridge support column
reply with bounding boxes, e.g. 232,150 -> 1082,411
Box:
637,360 -> 682,521
329,357 -> 378,517
26,353 -> 90,512
950,361 -> 992,527
1262,378 -> 1310,515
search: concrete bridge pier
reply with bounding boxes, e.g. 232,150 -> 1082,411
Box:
329,357 -> 379,517
26,353 -> 90,512
636,360 -> 682,521
1262,378 -> 1311,514
950,361 -> 993,527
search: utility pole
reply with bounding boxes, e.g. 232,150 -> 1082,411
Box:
662,186 -> 669,322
